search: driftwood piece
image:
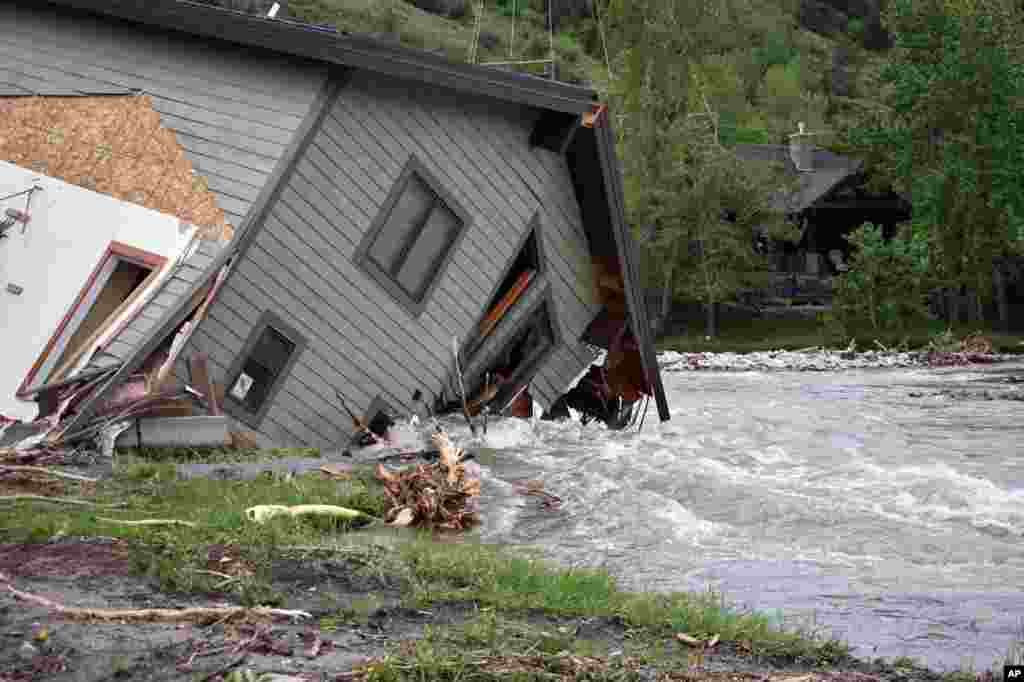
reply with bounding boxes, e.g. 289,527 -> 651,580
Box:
95,517 -> 198,528
3,583 -> 312,623
0,495 -> 123,508
0,465 -> 98,483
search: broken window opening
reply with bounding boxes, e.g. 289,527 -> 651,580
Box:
466,299 -> 556,415
355,396 -> 397,446
466,226 -> 541,359
225,311 -> 306,425
20,243 -> 164,395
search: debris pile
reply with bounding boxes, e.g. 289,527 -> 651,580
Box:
374,432 -> 481,530
660,337 -> 1010,373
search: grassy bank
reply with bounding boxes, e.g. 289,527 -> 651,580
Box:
2,448 -> 1018,679
0,449 -> 866,679
657,316 -> 1024,355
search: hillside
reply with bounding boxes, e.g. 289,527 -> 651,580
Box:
198,0 -> 892,150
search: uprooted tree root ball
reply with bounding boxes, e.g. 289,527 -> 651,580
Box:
375,432 -> 481,531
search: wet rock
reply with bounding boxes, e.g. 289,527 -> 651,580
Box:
18,641 -> 39,661
478,30 -> 501,51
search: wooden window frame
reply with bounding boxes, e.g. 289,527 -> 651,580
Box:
354,155 -> 472,317
468,286 -> 561,406
223,310 -> 307,429
16,241 -> 165,397
463,211 -> 546,362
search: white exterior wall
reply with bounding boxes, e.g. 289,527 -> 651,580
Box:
0,161 -> 196,420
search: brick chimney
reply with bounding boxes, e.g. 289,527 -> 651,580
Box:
788,122 -> 814,172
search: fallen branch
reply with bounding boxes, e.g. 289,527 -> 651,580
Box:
95,517 -> 198,528
0,494 -> 123,508
3,583 -> 312,623
0,465 -> 98,483
452,336 -> 477,437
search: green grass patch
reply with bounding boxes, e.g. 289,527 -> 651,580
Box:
115,446 -> 322,464
397,537 -> 850,665
2,455 -> 851,669
0,461 -> 389,604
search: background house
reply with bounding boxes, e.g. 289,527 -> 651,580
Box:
733,132 -> 911,304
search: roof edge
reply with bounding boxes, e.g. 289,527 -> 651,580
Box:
36,0 -> 597,115
592,114 -> 670,422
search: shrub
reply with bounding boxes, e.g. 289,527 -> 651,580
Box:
831,222 -> 930,332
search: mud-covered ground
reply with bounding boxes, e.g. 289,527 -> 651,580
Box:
0,537 -> 968,682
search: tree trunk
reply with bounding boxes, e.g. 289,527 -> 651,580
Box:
968,288 -> 983,325
945,288 -> 961,326
658,239 -> 680,335
995,263 -> 1010,332
705,301 -> 719,338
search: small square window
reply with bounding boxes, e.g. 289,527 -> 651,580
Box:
356,157 -> 471,316
225,311 -> 306,426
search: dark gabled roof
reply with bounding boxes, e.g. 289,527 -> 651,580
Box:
37,0 -> 669,432
39,0 -> 597,115
732,144 -> 863,213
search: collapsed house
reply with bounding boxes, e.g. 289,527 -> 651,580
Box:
0,0 -> 669,451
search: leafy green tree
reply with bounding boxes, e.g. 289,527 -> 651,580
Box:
847,0 -> 1024,324
832,222 -> 931,331
664,140 -> 796,337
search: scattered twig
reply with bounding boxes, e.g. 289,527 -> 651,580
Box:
199,653 -> 247,682
190,570 -> 236,581
452,337 -> 477,437
3,583 -> 312,623
95,517 -> 198,528
0,465 -> 98,483
500,381 -> 530,415
0,494 -> 123,508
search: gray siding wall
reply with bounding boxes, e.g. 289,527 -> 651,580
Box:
193,71 -> 602,446
1,3 -> 327,230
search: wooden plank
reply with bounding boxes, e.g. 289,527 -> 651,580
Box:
172,133 -> 278,174
188,352 -> 219,415
185,152 -> 271,190
148,96 -> 302,146
154,112 -> 287,160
